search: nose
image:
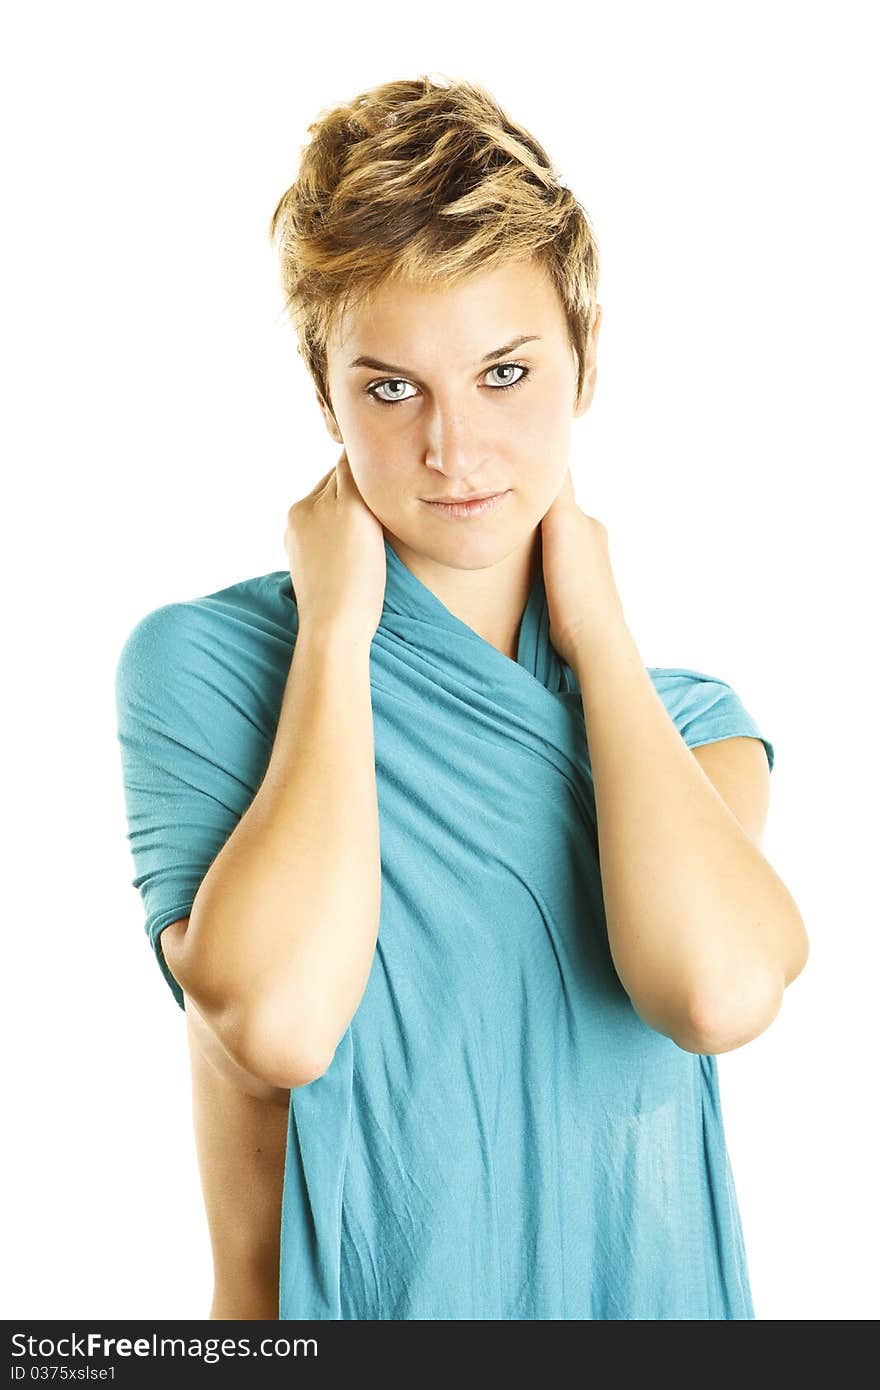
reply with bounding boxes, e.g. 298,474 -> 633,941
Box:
423,400 -> 485,478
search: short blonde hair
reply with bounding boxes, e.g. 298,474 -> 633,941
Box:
268,73 -> 601,413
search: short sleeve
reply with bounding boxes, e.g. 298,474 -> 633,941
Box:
114,602 -> 275,1010
648,665 -> 775,773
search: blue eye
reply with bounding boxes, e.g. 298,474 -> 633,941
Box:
368,378 -> 418,405
485,362 -> 528,390
366,362 -> 530,407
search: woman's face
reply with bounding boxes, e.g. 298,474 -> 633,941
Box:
319,255 -> 601,573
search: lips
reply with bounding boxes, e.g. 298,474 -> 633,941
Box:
421,490 -> 510,518
424,491 -> 504,503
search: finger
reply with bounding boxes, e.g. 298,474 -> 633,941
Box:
306,466 -> 337,499
335,447 -> 356,499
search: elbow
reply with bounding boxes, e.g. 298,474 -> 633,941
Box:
162,923 -> 331,1088
785,914 -> 811,987
235,1001 -> 335,1090
675,968 -> 786,1055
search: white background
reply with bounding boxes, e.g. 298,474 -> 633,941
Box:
4,0 -> 877,1322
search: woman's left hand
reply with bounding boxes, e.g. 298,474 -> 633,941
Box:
540,467 -> 628,671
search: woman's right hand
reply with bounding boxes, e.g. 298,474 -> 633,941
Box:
283,447 -> 387,646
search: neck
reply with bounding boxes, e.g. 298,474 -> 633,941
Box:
387,528 -> 541,659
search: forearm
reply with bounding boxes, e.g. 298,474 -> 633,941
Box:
574,620 -> 804,1052
210,1266 -> 279,1320
175,626 -> 381,1083
210,1253 -> 281,1321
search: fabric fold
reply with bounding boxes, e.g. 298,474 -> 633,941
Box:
114,532 -> 774,1319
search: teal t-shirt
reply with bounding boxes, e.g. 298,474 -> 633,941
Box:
115,535 -> 774,1320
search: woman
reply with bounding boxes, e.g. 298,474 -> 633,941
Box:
115,74 -> 809,1320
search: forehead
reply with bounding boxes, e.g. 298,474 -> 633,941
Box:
329,256 -> 566,357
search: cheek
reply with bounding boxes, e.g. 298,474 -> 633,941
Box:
351,449 -> 409,508
509,396 -> 569,468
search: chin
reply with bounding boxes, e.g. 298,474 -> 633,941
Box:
407,524 -> 533,574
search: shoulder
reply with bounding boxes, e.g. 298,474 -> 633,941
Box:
116,568 -> 296,692
195,566 -> 297,633
645,663 -> 742,729
647,663 -> 774,774
115,568 -> 298,765
646,664 -> 749,718
646,663 -> 737,694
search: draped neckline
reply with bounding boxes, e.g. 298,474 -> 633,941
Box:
379,530 -> 578,699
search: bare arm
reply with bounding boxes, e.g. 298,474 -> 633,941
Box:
573,622 -> 809,1054
162,625 -> 382,1088
183,990 -> 289,1319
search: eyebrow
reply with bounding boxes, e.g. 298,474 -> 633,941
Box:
347,334 -> 542,375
